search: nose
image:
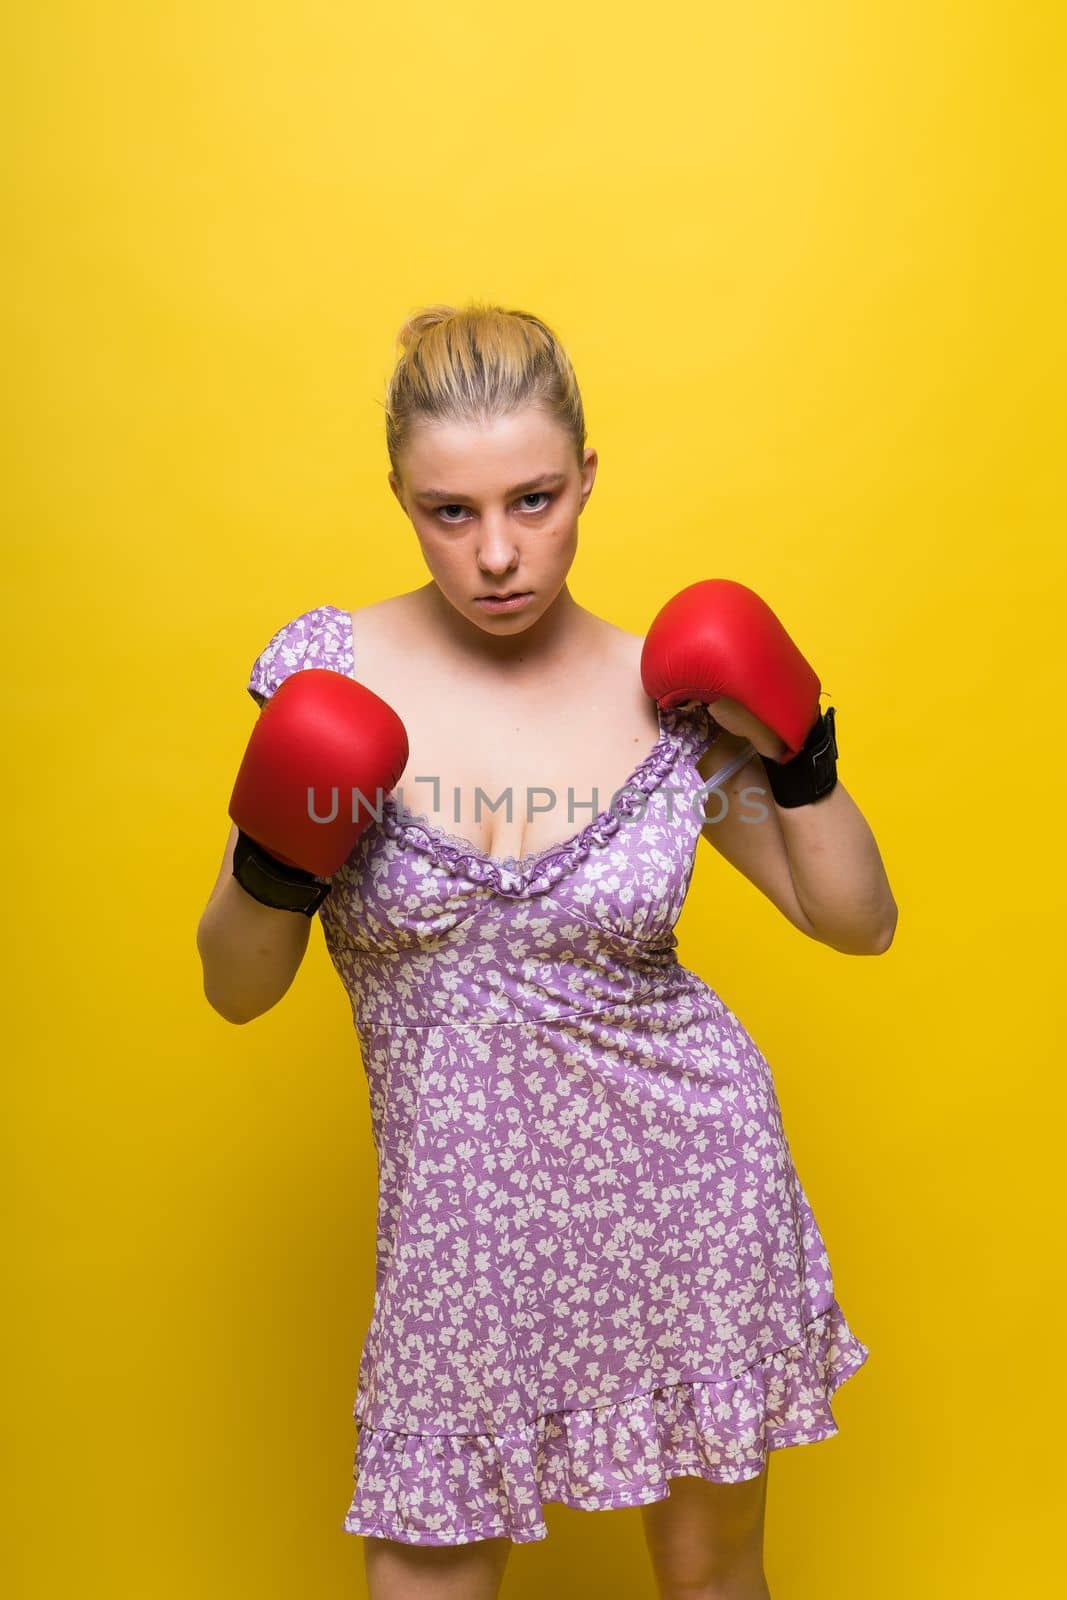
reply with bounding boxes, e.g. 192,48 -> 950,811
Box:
476,516 -> 520,577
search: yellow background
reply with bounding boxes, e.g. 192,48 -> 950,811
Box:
8,2 -> 1064,1595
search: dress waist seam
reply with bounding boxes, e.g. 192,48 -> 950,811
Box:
354,988 -> 724,1033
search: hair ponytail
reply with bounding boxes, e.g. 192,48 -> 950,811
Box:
382,300 -> 586,482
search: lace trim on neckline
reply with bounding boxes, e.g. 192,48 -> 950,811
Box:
377,702 -> 704,898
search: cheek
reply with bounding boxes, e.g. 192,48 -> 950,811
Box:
552,521 -> 580,559
418,543 -> 474,599
414,529 -> 458,570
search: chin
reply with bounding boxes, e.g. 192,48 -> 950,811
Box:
470,610 -> 538,631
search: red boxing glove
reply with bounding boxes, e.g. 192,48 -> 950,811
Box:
640,579 -> 821,760
229,669 -> 409,879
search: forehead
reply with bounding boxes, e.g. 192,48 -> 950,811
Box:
404,408 -> 571,485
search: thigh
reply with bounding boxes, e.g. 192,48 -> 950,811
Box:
363,1532 -> 512,1600
640,1466 -> 769,1590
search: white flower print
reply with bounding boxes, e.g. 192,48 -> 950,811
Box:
244,605 -> 871,1547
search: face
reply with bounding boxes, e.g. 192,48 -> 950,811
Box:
388,406 -> 597,635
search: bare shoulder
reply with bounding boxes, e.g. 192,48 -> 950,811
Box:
609,618 -> 645,646
586,618 -> 662,726
610,615 -> 758,777
597,618 -> 645,670
349,590 -> 418,626
349,589 -> 426,645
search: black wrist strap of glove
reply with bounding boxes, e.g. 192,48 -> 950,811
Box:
231,829 -> 332,917
761,705 -> 838,808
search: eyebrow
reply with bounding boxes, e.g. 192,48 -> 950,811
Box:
413,471 -> 567,503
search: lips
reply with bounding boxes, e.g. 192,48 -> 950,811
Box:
474,590 -> 534,611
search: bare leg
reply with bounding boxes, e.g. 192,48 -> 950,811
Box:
363,1533 -> 512,1600
640,1466 -> 771,1600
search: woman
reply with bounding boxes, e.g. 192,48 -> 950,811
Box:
197,303 -> 896,1600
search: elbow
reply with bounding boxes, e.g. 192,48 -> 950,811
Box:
214,1003 -> 257,1026
856,901 -> 899,956
816,902 -> 898,957
202,981 -> 260,1026
872,898 -> 899,954
196,926 -> 262,1025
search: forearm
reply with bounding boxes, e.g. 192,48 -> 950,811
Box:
766,772 -> 898,956
196,875 -> 312,1024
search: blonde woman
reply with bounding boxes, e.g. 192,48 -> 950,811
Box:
198,303 -> 895,1600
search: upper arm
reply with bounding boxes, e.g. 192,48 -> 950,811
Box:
245,602 -> 353,708
696,729 -> 820,939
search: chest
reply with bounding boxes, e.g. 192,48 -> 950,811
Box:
375,659 -> 659,864
388,683 -> 662,861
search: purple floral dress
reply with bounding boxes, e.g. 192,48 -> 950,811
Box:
246,603 -> 870,1547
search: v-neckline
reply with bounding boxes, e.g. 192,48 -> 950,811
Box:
347,608 -> 687,896
382,699 -> 675,874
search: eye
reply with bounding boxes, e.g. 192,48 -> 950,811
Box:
433,491 -> 553,525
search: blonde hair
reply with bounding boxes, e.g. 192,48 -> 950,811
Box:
383,300 -> 587,485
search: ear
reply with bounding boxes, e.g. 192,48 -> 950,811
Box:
578,447 -> 598,511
